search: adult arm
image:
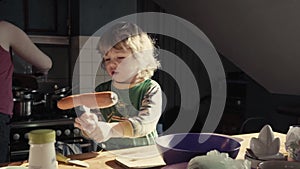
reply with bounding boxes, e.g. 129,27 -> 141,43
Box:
0,21 -> 52,73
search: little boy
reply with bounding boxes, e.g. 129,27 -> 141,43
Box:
75,22 -> 162,150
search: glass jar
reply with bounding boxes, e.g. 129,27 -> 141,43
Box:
28,129 -> 57,169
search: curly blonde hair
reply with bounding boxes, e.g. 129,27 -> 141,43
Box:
98,22 -> 160,79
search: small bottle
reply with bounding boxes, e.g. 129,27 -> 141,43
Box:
28,129 -> 58,169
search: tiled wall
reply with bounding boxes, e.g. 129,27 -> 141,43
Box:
71,36 -> 111,93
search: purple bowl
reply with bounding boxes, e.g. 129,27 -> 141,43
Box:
155,133 -> 241,165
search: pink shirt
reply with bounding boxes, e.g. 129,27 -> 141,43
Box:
0,45 -> 13,116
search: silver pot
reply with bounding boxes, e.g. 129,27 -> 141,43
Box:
12,88 -> 35,117
13,98 -> 32,117
44,87 -> 70,112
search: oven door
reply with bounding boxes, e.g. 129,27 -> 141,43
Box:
9,119 -> 93,162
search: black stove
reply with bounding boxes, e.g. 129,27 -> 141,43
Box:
9,109 -> 94,162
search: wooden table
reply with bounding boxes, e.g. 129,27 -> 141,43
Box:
3,132 -> 287,169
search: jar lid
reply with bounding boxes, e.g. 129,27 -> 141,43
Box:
29,129 -> 55,144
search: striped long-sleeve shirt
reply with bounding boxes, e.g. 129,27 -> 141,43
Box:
94,79 -> 162,150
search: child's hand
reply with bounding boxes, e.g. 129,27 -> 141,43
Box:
74,112 -> 98,132
74,112 -> 112,143
84,121 -> 112,143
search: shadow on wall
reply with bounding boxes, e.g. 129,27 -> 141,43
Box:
158,95 -> 211,134
154,70 -> 211,133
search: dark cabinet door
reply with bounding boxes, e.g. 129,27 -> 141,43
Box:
0,0 -> 24,28
24,0 -> 69,35
0,0 -> 69,35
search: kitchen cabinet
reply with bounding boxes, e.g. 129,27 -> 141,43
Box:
3,0 -> 72,86
0,0 -> 69,36
75,0 -> 137,36
24,0 -> 69,36
0,0 -> 24,28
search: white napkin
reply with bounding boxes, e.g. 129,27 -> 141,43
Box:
188,150 -> 251,169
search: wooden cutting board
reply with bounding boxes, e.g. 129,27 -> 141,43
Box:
114,145 -> 166,168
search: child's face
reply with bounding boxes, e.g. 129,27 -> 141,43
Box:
103,48 -> 140,83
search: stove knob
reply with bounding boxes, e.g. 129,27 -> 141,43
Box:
24,133 -> 29,139
73,128 -> 80,135
64,129 -> 71,136
56,130 -> 62,137
13,133 -> 20,141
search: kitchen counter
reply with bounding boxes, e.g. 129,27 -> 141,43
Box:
2,132 -> 287,169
